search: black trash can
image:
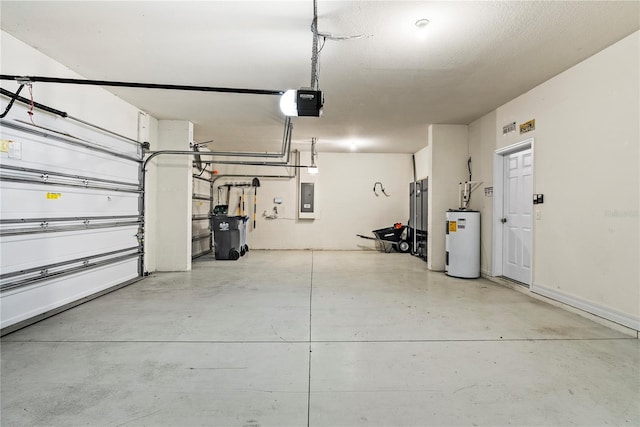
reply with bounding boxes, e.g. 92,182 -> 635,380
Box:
211,215 -> 243,260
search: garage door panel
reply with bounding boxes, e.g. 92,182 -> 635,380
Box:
1,124 -> 140,184
5,103 -> 140,156
193,197 -> 210,210
192,240 -> 209,256
1,182 -> 139,219
0,258 -> 139,329
192,220 -> 209,234
193,175 -> 210,194
191,168 -> 212,258
1,114 -> 143,332
1,226 -> 139,275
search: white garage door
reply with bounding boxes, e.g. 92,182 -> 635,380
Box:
192,164 -> 213,259
1,104 -> 144,333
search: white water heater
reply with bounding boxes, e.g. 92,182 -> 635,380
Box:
445,210 -> 480,278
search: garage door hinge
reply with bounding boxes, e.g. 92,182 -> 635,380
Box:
41,174 -> 48,183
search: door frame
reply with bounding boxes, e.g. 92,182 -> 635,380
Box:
491,138 -> 534,278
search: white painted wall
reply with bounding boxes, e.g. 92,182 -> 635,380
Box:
153,121 -> 193,271
0,32 -> 140,139
216,151 -> 413,250
427,124 -> 469,271
413,145 -> 429,180
468,31 -> 639,330
468,111 -> 497,275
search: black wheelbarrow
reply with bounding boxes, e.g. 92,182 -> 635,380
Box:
357,223 -> 411,253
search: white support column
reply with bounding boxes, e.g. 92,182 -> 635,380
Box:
427,124 -> 469,271
155,120 -> 193,271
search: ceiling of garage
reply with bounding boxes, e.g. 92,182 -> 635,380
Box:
1,1 -> 638,154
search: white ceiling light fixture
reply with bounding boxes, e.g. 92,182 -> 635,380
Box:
415,18 -> 430,40
279,89 -> 298,117
415,18 -> 430,28
308,137 -> 319,174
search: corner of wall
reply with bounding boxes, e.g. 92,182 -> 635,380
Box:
468,110 -> 498,275
427,124 -> 470,271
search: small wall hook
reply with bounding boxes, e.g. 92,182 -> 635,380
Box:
373,182 -> 389,197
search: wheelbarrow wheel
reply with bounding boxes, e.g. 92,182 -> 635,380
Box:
398,240 -> 410,253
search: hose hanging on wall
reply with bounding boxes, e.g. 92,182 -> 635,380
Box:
373,182 -> 389,197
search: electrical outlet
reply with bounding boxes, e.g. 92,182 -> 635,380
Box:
536,210 -> 541,220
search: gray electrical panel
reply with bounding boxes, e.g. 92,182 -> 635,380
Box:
300,182 -> 314,213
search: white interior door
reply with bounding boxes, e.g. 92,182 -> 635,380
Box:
502,148 -> 533,284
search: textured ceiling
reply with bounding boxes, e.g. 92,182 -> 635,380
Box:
1,1 -> 638,153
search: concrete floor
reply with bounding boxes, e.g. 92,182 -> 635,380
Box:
1,250 -> 638,426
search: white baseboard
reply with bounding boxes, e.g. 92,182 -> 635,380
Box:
532,282 -> 640,332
